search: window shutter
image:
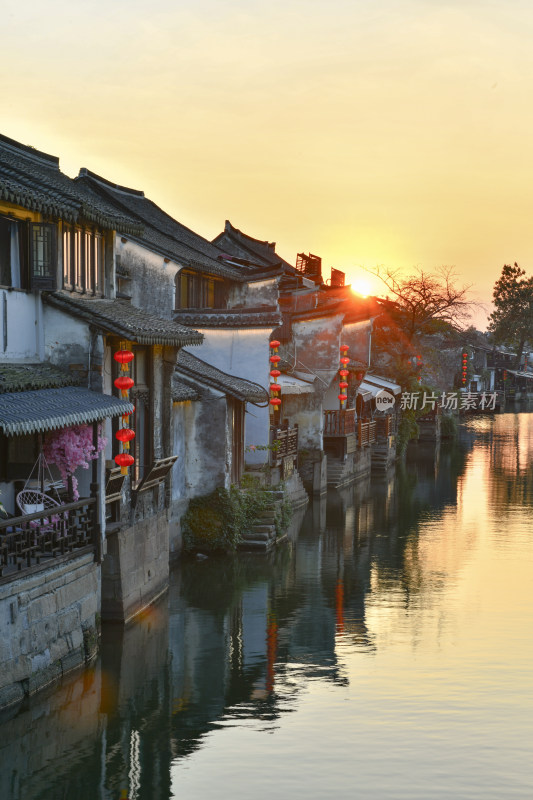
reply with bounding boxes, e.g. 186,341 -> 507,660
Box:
29,223 -> 57,291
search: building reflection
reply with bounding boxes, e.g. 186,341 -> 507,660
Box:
0,432 -> 477,799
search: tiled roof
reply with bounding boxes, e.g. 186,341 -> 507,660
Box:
0,362 -> 80,394
171,376 -> 199,402
176,350 -> 269,405
44,293 -> 203,347
0,387 -> 134,436
213,220 -> 297,274
173,307 -> 282,328
0,133 -> 141,234
76,171 -> 244,281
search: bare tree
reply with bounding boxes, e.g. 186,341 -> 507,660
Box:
368,265 -> 473,340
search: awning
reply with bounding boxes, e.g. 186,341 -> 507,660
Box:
276,375 -> 315,395
507,370 -> 533,380
176,350 -> 269,406
362,374 -> 402,396
0,387 -> 134,436
357,386 -> 374,403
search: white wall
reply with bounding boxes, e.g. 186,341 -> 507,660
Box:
0,290 -> 43,361
184,327 -> 274,463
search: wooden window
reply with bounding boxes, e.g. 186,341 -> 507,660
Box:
29,223 -> 57,291
175,269 -> 225,309
62,226 -> 103,295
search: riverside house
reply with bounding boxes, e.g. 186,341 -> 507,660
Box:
0,133 -> 203,708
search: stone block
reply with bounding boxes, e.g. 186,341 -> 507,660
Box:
27,592 -> 57,624
77,594 -> 98,624
57,608 -> 80,636
27,662 -> 62,696
61,647 -> 85,676
0,682 -> 24,710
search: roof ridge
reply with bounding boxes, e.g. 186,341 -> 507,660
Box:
0,132 -> 59,168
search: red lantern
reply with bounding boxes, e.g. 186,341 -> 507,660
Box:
270,397 -> 281,406
269,340 -> 280,349
270,369 -> 281,378
114,376 -> 134,397
114,350 -> 134,371
340,345 -> 349,352
339,381 -> 349,389
115,452 -> 134,475
270,383 -> 281,393
339,369 -> 349,377
116,428 -> 135,450
269,355 -> 281,364
340,357 -> 350,365
338,394 -> 347,402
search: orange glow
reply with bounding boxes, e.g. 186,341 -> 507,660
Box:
351,279 -> 372,297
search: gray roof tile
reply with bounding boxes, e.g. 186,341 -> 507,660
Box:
0,134 -> 141,234
0,386 -> 134,436
173,307 -> 282,328
44,293 -> 203,347
0,362 -> 80,394
176,350 -> 269,405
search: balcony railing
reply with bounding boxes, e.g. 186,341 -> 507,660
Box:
375,414 -> 395,439
358,419 -> 376,447
323,408 -> 356,437
270,423 -> 298,467
0,498 -> 97,582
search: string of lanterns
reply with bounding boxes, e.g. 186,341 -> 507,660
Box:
269,340 -> 281,414
338,344 -> 350,408
114,345 -> 135,475
461,349 -> 468,387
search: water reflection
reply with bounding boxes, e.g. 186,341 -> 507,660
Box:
1,415 -> 533,799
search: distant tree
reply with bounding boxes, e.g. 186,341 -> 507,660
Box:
488,263 -> 533,368
369,265 -> 473,341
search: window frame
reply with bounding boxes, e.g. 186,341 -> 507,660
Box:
62,223 -> 104,295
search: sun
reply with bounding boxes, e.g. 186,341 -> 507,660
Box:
351,278 -> 372,297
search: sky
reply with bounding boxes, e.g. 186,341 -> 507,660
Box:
3,0 -> 533,328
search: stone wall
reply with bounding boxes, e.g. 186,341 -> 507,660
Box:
102,510 -> 169,624
0,552 -> 100,711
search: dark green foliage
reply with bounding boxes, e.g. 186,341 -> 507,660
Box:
396,413 -> 419,456
440,413 -> 458,439
274,497 -> 292,537
488,263 -> 533,367
182,486 -> 270,553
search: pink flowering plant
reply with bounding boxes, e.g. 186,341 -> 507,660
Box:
43,424 -> 107,501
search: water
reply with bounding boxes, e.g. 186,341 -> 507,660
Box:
1,414 -> 532,799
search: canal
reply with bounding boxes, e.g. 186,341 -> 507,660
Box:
1,413 -> 532,799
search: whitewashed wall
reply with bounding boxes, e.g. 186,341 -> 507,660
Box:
184,327 -> 274,465
0,290 -> 43,361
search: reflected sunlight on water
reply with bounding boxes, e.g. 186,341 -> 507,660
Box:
1,414 -> 532,800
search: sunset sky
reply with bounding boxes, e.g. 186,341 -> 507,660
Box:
3,0 -> 533,327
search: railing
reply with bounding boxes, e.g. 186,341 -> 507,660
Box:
375,414 -> 395,439
0,498 -> 97,582
270,423 -> 298,467
358,419 -> 376,447
323,408 -> 356,436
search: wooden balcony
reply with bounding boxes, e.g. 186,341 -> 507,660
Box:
323,408 -> 356,437
270,423 -> 298,467
358,419 -> 376,447
0,498 -> 97,583
374,414 -> 395,439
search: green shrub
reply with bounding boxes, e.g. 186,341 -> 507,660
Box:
182,486 -> 270,553
441,413 -> 458,439
396,413 -> 419,456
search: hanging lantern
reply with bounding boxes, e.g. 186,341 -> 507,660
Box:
340,357 -> 350,365
338,394 -> 347,402
113,349 -> 135,371
340,344 -> 349,353
339,381 -> 349,389
115,452 -> 134,475
270,369 -> 281,378
114,376 -> 134,397
116,428 -> 136,451
269,354 -> 281,364
339,369 -> 349,377
269,340 -> 280,350
270,383 -> 281,394
270,397 -> 281,406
